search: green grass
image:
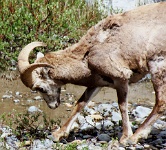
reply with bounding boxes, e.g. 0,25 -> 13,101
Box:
0,0 -> 105,71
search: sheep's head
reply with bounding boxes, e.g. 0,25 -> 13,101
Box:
18,42 -> 62,109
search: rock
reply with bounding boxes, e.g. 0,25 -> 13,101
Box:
85,116 -> 95,126
77,114 -> 86,124
144,144 -> 150,149
80,122 -> 94,131
2,95 -> 12,99
88,143 -> 102,150
158,130 -> 166,138
32,139 -> 53,149
77,143 -> 89,150
150,138 -> 163,146
95,122 -> 102,130
15,92 -> 20,96
112,102 -> 119,108
84,106 -> 97,115
87,101 -> 96,108
15,141 -> 31,147
64,103 -> 73,108
118,147 -> 125,150
102,120 -> 114,129
33,96 -> 42,101
132,106 -> 152,119
96,104 -> 113,116
13,99 -> 20,103
28,106 -> 42,113
153,119 -> 166,129
27,99 -> 33,103
97,133 -> 111,142
111,111 -> 122,122
71,122 -> 79,131
135,144 -> 144,150
83,135 -> 93,139
89,114 -> 103,121
1,132 -> 11,138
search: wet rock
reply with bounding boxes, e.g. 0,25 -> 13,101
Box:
28,106 -> 42,113
132,106 -> 152,119
97,133 -> 111,142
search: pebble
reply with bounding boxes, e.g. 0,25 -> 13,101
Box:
13,99 -> 20,103
2,95 -> 12,99
28,106 -> 42,113
15,92 -> 20,96
97,133 -> 111,142
33,96 -> 42,101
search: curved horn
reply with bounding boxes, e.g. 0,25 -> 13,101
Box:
18,42 -> 54,88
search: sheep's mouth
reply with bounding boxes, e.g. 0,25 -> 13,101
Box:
48,101 -> 60,109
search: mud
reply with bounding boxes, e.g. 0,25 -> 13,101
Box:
0,78 -> 155,124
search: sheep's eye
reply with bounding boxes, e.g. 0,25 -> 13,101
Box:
36,87 -> 46,93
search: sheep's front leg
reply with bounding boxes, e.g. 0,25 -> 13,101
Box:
115,79 -> 133,145
52,87 -> 101,141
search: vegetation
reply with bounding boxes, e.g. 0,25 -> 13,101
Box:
0,111 -> 60,141
0,0 -> 105,71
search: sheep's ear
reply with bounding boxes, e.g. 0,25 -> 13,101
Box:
35,52 -> 44,62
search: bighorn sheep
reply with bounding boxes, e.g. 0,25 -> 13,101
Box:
18,2 -> 166,145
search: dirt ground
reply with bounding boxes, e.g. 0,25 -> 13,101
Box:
0,78 -> 155,124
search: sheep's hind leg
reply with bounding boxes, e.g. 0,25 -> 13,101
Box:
51,87 -> 101,141
128,58 -> 166,144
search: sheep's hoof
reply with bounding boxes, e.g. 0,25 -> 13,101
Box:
126,137 -> 138,146
49,129 -> 68,142
119,135 -> 130,146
